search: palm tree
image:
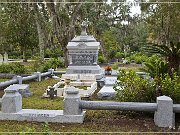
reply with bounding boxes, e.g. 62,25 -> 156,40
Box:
142,42 -> 180,76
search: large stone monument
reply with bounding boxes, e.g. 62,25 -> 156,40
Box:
66,21 -> 104,80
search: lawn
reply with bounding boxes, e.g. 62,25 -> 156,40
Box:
0,79 -> 9,82
0,77 -> 179,133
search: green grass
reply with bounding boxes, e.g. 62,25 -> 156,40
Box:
0,79 -> 8,82
23,79 -> 62,110
0,78 -> 177,133
119,66 -> 141,72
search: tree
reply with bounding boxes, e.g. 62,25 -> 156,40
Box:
140,0 -> 180,45
143,42 -> 180,75
45,0 -> 82,67
0,2 -> 38,61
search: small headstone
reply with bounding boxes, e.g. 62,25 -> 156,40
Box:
97,86 -> 117,99
47,87 -> 57,99
3,52 -> 8,63
105,77 -> 117,86
0,54 -> 3,64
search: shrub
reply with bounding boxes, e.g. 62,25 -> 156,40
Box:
0,63 -> 25,74
45,48 -> 63,58
142,55 -> 168,79
112,63 -> 119,70
30,58 -> 64,72
128,52 -> 148,64
160,74 -> 180,103
114,69 -> 156,102
41,58 -> 63,72
10,62 -> 26,74
0,64 -> 12,73
115,52 -> 124,59
98,56 -> 106,64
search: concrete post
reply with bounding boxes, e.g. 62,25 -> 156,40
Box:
16,76 -> 23,84
154,96 -> 175,128
1,87 -> 22,113
34,72 -> 41,81
63,86 -> 82,115
48,69 -> 54,75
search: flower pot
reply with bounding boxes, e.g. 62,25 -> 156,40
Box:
105,70 -> 112,75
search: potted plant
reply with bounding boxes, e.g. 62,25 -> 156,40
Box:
105,65 -> 112,75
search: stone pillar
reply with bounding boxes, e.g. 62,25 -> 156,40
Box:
16,76 -> 23,84
1,88 -> 22,113
48,68 -> 54,74
34,72 -> 41,81
63,86 -> 82,115
154,96 -> 175,128
48,68 -> 54,77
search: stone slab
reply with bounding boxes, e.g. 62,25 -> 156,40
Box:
79,82 -> 97,97
66,66 -> 104,80
105,77 -> 117,86
5,84 -> 32,97
0,109 -> 85,123
97,86 -> 117,99
61,74 -> 78,81
79,74 -> 96,81
111,70 -> 119,76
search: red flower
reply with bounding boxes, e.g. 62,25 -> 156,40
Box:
105,65 -> 112,71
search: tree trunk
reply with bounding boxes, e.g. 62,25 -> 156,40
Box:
63,47 -> 69,67
34,4 -> 45,61
22,47 -> 27,62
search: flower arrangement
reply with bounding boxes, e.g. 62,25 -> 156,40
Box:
105,65 -> 112,75
105,65 -> 112,71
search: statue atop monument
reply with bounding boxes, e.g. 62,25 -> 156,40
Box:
81,21 -> 88,36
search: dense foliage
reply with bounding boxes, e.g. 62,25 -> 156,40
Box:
114,69 -> 156,102
31,58 -> 63,72
115,69 -> 180,103
0,63 -> 25,74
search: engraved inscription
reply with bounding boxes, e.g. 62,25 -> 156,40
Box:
73,70 -> 92,74
71,54 -> 96,65
29,114 -> 50,117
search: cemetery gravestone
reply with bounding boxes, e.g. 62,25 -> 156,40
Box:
47,87 -> 57,99
97,77 -> 118,99
3,52 -> 8,63
66,21 -> 104,80
0,54 -> 3,64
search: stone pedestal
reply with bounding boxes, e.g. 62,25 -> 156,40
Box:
154,96 -> 175,128
1,88 -> 22,113
63,86 -> 82,115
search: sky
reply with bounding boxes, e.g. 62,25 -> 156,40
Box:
107,0 -> 141,16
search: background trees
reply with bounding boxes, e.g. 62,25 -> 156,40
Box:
0,0 -> 179,70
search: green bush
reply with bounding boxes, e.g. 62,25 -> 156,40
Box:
114,69 -> 156,102
41,58 -> 63,72
0,64 -> 12,73
128,52 -> 148,64
0,63 -> 25,74
98,56 -> 106,64
10,62 -> 26,74
45,48 -> 63,58
160,74 -> 180,103
142,55 -> 168,78
115,52 -> 125,59
112,63 -> 119,70
30,58 -> 64,72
